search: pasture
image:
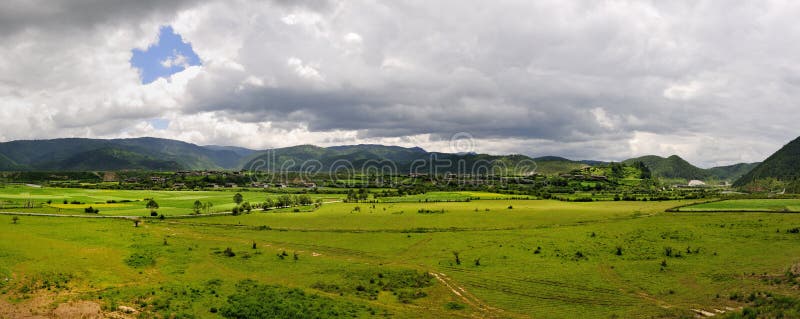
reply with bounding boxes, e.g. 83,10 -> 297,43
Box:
1,187 -> 800,318
0,185 -> 342,216
677,199 -> 800,212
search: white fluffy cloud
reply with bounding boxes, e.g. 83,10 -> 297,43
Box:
1,0 -> 799,167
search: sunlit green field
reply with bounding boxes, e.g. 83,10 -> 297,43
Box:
377,191 -> 528,202
678,199 -> 800,212
2,187 -> 800,318
0,185 -> 343,216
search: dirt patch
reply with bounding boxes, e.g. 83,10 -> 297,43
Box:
790,262 -> 800,276
52,301 -> 102,319
1,291 -> 112,319
0,293 -> 55,318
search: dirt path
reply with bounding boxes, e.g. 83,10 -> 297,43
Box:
430,271 -> 520,319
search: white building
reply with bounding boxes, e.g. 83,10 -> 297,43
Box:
688,180 -> 706,187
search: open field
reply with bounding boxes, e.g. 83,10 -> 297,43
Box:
377,191 -> 529,202
0,185 -> 343,216
677,199 -> 800,212
2,188 -> 800,318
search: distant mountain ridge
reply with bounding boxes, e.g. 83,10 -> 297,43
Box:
0,137 -> 243,171
242,144 -> 543,175
0,137 -> 761,177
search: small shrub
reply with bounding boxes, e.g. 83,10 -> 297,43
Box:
125,252 -> 155,268
445,302 -> 466,310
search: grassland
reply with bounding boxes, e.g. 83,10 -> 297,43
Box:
677,199 -> 800,212
0,185 -> 342,216
2,187 -> 800,318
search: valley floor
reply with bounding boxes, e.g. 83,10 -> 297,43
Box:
1,190 -> 799,318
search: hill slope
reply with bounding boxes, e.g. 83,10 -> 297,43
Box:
243,144 -> 548,175
0,137 -> 247,171
622,155 -> 758,181
623,155 -> 710,180
707,162 -> 760,181
734,136 -> 800,189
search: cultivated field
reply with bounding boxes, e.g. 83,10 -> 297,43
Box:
1,186 -> 800,318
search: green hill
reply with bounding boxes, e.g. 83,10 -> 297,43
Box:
51,147 -> 181,171
623,155 -> 710,180
0,137 -> 245,171
734,136 -> 800,191
532,156 -> 589,175
707,162 -> 760,181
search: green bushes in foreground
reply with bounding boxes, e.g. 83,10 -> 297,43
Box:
221,279 -> 372,319
726,292 -> 800,319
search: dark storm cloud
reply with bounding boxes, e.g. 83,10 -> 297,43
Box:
0,0 -> 201,38
2,0 -> 800,166
178,0 -> 730,143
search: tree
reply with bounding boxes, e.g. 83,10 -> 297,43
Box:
297,194 -> 312,206
277,194 -> 293,207
241,201 -> 252,213
146,199 -> 159,214
263,198 -> 275,210
204,201 -> 214,213
193,200 -> 203,214
233,193 -> 243,205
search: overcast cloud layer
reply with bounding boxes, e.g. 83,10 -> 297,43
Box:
1,0 -> 798,167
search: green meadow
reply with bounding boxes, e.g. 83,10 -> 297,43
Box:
2,186 -> 800,318
678,199 -> 800,212
0,185 -> 342,216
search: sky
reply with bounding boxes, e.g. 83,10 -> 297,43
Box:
0,0 -> 798,168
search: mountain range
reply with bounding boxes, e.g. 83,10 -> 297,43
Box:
0,137 -> 781,184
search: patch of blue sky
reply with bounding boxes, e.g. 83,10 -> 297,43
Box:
147,118 -> 170,130
130,26 -> 201,84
